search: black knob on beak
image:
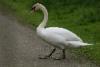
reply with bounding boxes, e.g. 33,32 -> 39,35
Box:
31,7 -> 34,10
31,7 -> 36,10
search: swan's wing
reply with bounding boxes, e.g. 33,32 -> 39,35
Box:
44,27 -> 82,41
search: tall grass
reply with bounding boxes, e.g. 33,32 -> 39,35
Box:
0,0 -> 100,64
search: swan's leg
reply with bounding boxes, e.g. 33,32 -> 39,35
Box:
39,48 -> 56,59
62,49 -> 66,59
52,49 -> 66,60
47,48 -> 56,57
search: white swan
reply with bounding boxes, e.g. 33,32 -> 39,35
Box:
32,3 -> 92,59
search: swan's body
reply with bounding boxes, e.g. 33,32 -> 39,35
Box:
37,27 -> 84,49
32,3 -> 92,59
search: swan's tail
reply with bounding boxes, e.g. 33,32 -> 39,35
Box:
67,41 -> 93,48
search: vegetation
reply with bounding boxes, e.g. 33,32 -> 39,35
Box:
0,0 -> 100,64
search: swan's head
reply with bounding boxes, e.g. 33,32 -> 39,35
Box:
32,3 -> 41,12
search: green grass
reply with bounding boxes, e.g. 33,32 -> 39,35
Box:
0,0 -> 100,64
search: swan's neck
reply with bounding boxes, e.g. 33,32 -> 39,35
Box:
37,5 -> 48,29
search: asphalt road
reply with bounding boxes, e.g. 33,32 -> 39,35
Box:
0,11 -> 99,67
